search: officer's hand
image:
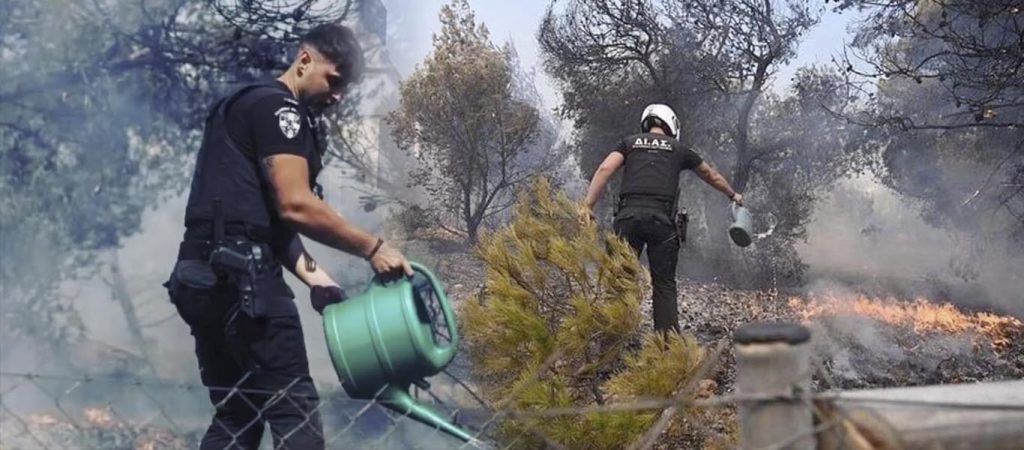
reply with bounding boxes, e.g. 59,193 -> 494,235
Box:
577,204 -> 596,227
369,240 -> 414,280
310,284 -> 347,314
731,193 -> 744,207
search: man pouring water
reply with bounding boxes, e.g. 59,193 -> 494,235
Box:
581,104 -> 744,334
164,24 -> 413,450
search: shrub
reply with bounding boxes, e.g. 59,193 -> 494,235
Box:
462,178 -> 713,449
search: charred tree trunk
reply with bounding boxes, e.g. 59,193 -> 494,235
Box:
731,57 -> 771,194
108,249 -> 158,375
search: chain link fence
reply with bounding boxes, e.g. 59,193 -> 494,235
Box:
4,334 -> 1023,450
0,368 -> 503,450
0,344 -> 797,450
0,337 -> 733,450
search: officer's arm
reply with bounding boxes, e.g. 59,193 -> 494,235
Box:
583,151 -> 625,209
694,162 -> 740,202
279,233 -> 339,287
261,154 -> 381,259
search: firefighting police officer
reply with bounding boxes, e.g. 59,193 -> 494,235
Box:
164,24 -> 413,449
581,104 -> 743,334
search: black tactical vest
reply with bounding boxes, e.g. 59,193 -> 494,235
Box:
183,82 -> 323,242
619,132 -> 685,201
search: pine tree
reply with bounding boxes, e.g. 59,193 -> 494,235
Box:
462,178 -> 712,449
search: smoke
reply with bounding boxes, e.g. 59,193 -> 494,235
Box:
0,162 -> 480,449
0,2 -> 487,448
806,315 -> 981,387
798,174 -> 1024,317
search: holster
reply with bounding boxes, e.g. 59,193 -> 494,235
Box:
209,242 -> 261,318
676,208 -> 689,244
176,239 -> 292,318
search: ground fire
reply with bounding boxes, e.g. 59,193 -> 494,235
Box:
16,407 -> 188,450
787,293 -> 1024,350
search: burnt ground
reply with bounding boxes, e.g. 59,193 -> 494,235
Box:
416,238 -> 1024,397
394,237 -> 1024,449
674,282 -> 1024,392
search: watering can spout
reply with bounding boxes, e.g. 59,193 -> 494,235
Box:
378,384 -> 487,448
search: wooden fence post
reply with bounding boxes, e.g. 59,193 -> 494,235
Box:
734,321 -> 814,450
820,380 -> 1024,450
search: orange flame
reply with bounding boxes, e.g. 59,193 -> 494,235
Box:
23,408 -> 184,449
28,413 -> 61,426
84,407 -> 118,428
788,293 -> 1023,349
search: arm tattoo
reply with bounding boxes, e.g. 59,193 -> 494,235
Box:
303,249 -> 317,272
260,155 -> 284,209
261,155 -> 276,172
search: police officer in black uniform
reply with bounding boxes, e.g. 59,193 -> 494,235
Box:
164,24 -> 413,450
581,104 -> 743,334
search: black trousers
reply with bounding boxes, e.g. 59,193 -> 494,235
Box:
167,260 -> 324,450
613,206 -> 681,334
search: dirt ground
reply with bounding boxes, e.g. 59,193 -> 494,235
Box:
412,235 -> 1024,392
402,236 -> 1024,449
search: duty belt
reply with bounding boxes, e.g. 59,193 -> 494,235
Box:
618,195 -> 676,212
175,199 -> 283,318
177,239 -> 272,264
183,220 -> 272,243
181,198 -> 274,262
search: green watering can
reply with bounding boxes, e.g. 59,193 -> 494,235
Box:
322,261 -> 483,446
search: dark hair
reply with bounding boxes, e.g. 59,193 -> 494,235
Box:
300,24 -> 365,86
641,116 -> 667,133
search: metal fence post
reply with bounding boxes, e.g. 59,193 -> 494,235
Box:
734,321 -> 813,450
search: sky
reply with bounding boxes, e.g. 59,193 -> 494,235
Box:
382,0 -> 865,110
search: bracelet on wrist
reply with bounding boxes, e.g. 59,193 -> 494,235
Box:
365,237 -> 384,260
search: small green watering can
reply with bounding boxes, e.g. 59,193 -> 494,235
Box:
322,261 -> 483,446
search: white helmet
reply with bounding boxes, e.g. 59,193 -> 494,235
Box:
640,104 -> 679,138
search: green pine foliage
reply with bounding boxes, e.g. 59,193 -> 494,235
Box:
462,178 -> 710,449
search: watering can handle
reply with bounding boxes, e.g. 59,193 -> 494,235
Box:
409,261 -> 461,350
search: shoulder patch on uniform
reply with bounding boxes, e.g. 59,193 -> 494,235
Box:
283,97 -> 299,106
275,106 -> 301,139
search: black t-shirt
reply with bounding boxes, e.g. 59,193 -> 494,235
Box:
614,133 -> 703,199
225,81 -> 324,179
184,81 -> 324,248
226,81 -> 325,253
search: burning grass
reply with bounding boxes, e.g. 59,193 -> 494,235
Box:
2,407 -> 191,450
788,293 -> 1024,350
665,280 -> 1024,390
